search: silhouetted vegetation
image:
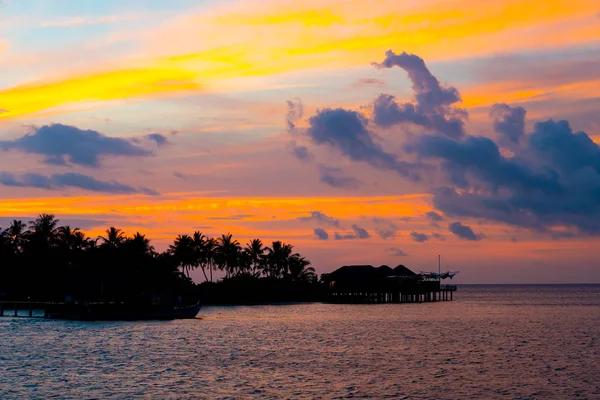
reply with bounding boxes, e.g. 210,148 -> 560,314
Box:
0,214 -> 319,304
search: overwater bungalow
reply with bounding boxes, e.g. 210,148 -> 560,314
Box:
322,264 -> 456,304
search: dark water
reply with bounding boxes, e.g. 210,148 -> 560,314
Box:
1,285 -> 599,399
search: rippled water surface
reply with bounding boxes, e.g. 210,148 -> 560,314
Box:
1,285 -> 599,399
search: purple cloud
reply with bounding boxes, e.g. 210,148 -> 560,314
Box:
307,108 -> 419,180
0,172 -> 158,195
298,211 -> 341,227
410,232 -> 429,242
0,124 -> 152,168
385,247 -> 409,257
146,133 -> 169,147
491,103 -> 526,144
313,228 -> 329,240
318,165 -> 361,189
300,50 -> 600,237
334,224 -> 370,240
449,221 -> 483,241
290,141 -> 313,162
426,211 -> 443,221
372,50 -> 466,138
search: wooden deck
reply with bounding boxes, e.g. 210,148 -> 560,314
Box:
326,283 -> 457,304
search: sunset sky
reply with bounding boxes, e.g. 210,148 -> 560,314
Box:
1,0 -> 599,283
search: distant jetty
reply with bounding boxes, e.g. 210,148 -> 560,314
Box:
321,264 -> 457,304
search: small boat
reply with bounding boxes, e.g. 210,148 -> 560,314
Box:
45,301 -> 201,321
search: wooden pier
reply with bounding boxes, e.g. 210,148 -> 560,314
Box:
327,283 -> 457,304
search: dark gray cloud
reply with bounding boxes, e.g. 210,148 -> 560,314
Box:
0,172 -> 158,195
307,108 -> 418,179
373,51 -> 461,109
290,141 -> 313,162
334,224 -> 370,240
529,119 -> 600,174
318,165 -> 361,189
491,103 -> 526,144
372,94 -> 428,127
172,171 -> 205,180
298,211 -> 341,227
302,50 -> 600,237
0,124 -> 152,168
313,228 -> 329,240
375,227 -> 397,239
431,233 -> 445,241
408,134 -> 563,194
428,119 -> 600,235
371,50 -> 466,138
449,221 -> 483,241
0,172 -> 53,189
385,247 -> 409,256
372,217 -> 399,239
410,231 -> 429,242
146,133 -> 169,147
206,214 -> 255,220
426,211 -> 443,221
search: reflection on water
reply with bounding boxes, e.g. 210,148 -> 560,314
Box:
1,285 -> 599,399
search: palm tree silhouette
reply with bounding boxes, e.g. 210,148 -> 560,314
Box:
4,220 -> 27,254
169,234 -> 196,278
192,231 -> 210,282
127,232 -> 155,257
28,214 -> 59,247
217,233 -> 242,278
99,227 -> 127,248
265,241 -> 294,279
204,237 -> 218,282
57,226 -> 82,250
244,239 -> 266,277
289,254 -> 316,282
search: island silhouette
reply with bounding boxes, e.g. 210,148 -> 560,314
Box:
0,214 -> 320,309
0,214 -> 455,319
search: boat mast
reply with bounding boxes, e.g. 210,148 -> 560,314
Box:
438,254 -> 441,282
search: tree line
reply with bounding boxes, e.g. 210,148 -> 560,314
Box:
0,214 -> 317,302
168,232 -> 316,283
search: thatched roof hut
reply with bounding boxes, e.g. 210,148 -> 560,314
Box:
324,264 -> 417,282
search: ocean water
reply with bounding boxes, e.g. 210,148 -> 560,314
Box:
1,285 -> 599,399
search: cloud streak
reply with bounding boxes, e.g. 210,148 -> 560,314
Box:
334,224 -> 370,240
298,211 -> 341,227
385,247 -> 409,256
318,165 -> 361,189
0,172 -> 158,195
